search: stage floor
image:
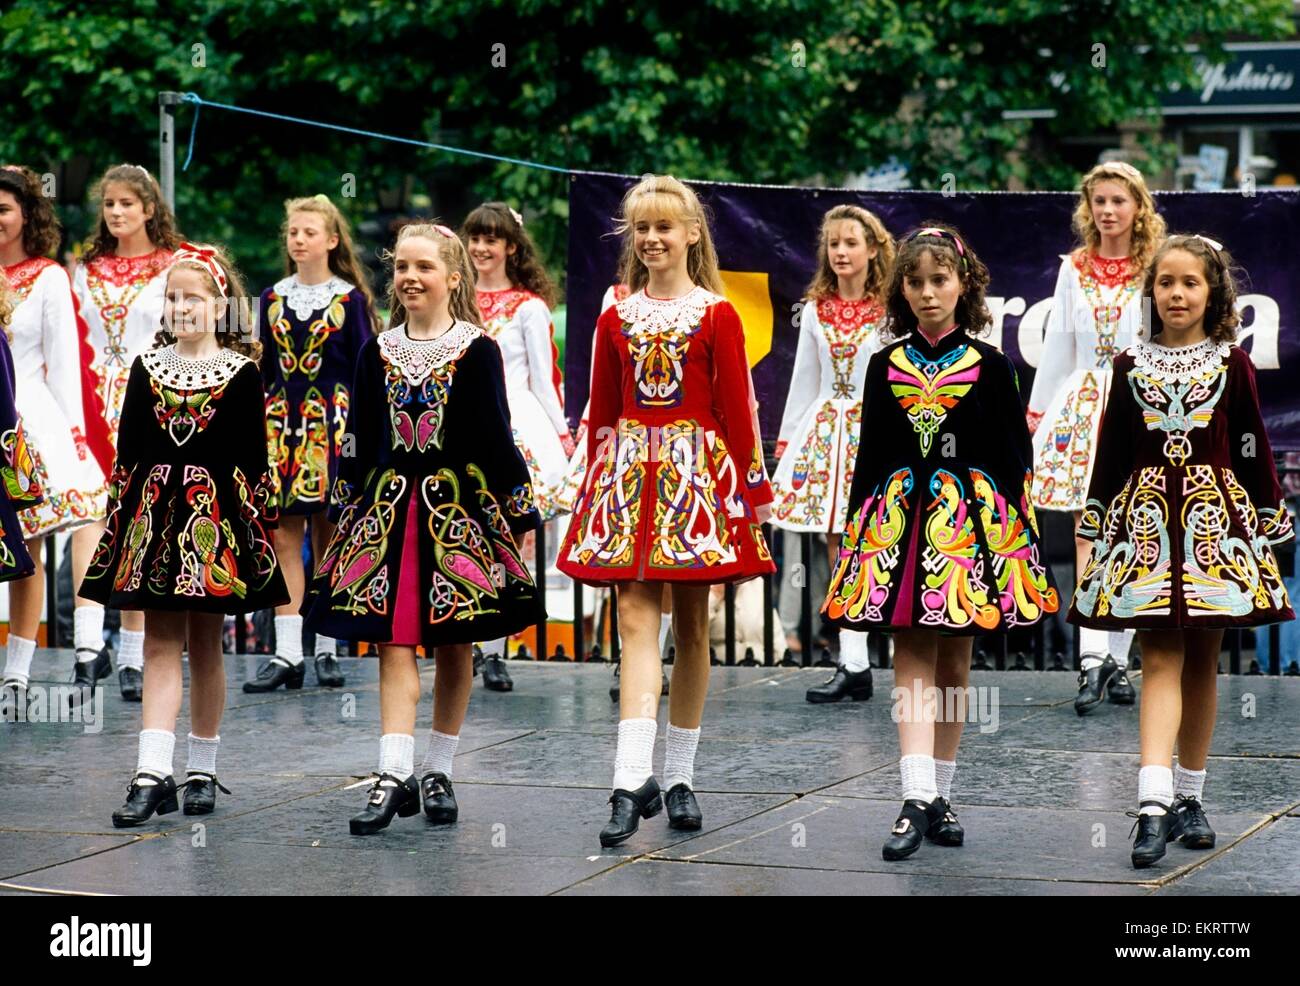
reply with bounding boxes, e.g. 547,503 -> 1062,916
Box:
2,651 -> 1297,895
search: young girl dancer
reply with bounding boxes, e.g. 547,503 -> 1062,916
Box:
72,164 -> 182,700
822,225 -> 1059,860
1028,162 -> 1165,713
302,223 -> 543,835
248,195 -> 377,693
558,175 -> 775,847
463,202 -> 571,691
0,165 -> 109,708
1069,234 -> 1293,868
77,243 -> 288,825
770,204 -> 894,704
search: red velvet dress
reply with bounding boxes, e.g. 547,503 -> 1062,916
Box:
558,287 -> 775,585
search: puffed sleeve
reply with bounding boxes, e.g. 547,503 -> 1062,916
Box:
1077,351 -> 1139,541
709,300 -> 773,518
585,308 -> 623,466
978,350 -> 1034,493
841,348 -> 891,520
328,337 -> 385,524
257,289 -> 285,394
0,334 -> 43,507
35,266 -> 93,463
229,360 -> 280,529
1027,256 -> 1077,430
1227,347 -> 1294,546
67,272 -> 114,477
517,297 -> 570,438
775,298 -> 822,460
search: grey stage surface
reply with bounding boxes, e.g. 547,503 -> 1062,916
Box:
1,650 -> 1296,896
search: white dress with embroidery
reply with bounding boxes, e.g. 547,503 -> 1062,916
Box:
1028,251 -> 1145,512
770,294 -> 887,533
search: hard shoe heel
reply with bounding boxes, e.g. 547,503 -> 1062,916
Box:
157,793 -> 179,816
398,796 -> 420,818
643,794 -> 663,819
850,684 -> 873,700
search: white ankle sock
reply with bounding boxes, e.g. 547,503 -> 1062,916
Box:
1138,764 -> 1174,815
118,629 -> 145,671
314,634 -> 337,658
3,634 -> 37,687
658,614 -> 672,658
378,733 -> 414,778
900,754 -> 938,803
481,637 -> 508,659
74,606 -> 105,658
186,733 -> 220,777
1079,627 -> 1108,670
136,729 -> 175,781
839,630 -> 870,673
663,723 -> 701,790
1108,630 -> 1135,670
420,729 -> 460,779
612,717 -> 657,791
1174,764 -> 1207,801
934,758 -> 957,801
274,615 -> 304,666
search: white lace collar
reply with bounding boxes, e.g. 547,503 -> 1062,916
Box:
141,345 -> 249,389
615,286 -> 721,334
1130,337 -> 1230,384
273,274 -> 355,321
378,321 -> 481,386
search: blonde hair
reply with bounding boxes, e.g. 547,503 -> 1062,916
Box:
0,271 -> 14,344
282,195 -> 381,334
805,205 -> 896,301
1072,162 -> 1166,271
152,242 -> 261,362
614,175 -> 724,294
382,223 -> 481,330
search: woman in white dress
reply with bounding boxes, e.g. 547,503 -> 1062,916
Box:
1025,161 -> 1165,713
769,205 -> 894,703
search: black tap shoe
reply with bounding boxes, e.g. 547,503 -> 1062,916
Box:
599,776 -> 663,847
111,772 -> 179,828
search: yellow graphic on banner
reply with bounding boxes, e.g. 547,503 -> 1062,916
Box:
719,270 -> 773,368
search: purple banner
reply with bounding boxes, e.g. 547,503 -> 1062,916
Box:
565,171 -> 1300,450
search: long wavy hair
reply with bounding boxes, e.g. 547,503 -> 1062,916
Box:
281,195 -> 381,333
152,243 -> 261,362
614,175 -> 725,295
1072,161 -> 1166,272
1145,234 -> 1242,345
382,223 -> 481,330
0,165 -> 61,258
804,204 -> 895,302
84,164 -> 183,263
460,202 -> 558,307
882,222 -> 992,341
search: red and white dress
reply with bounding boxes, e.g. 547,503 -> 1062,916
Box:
1028,250 -> 1145,512
770,294 -> 886,533
3,257 -> 111,535
558,287 -> 774,585
476,287 -> 570,520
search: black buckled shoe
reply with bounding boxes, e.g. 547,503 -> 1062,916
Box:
665,783 -> 702,831
1128,801 -> 1181,868
599,776 -> 663,847
349,772 -> 420,835
0,678 -> 28,722
69,646 -> 113,709
926,797 -> 965,846
882,798 -> 942,861
420,771 -> 458,824
242,657 -> 306,693
482,653 -> 513,692
1074,655 -> 1118,716
806,664 -> 874,704
315,653 -> 345,688
1107,669 -> 1136,705
1173,795 -> 1216,849
112,772 -> 179,828
180,772 -> 230,815
119,667 -> 143,702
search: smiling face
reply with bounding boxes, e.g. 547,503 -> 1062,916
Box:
632,212 -> 699,279
0,189 -> 23,255
286,210 -> 338,269
102,181 -> 154,244
901,248 -> 962,334
826,219 -> 877,283
1152,248 -> 1209,339
163,265 -> 226,341
467,232 -> 514,282
394,235 -> 459,317
1090,179 -> 1136,243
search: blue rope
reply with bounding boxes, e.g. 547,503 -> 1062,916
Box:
178,92 -> 567,174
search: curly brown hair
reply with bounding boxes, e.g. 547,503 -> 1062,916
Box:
804,204 -> 896,302
0,165 -> 62,258
151,243 -> 262,363
1144,234 -> 1241,345
882,222 -> 992,341
84,164 -> 183,263
461,202 -> 558,307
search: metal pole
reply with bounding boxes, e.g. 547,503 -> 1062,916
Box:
45,536 -> 60,648
534,522 -> 547,660
158,91 -> 184,213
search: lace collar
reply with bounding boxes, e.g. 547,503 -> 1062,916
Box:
1130,337 -> 1230,384
140,345 -> 249,389
378,321 -> 481,385
273,275 -> 355,322
615,286 -> 721,334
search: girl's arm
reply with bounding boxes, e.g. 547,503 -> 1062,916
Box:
0,336 -> 43,507
841,348 -> 888,519
1026,257 -> 1077,433
517,298 -> 571,446
585,310 -> 623,466
257,290 -> 284,393
979,350 -> 1036,504
774,299 -> 822,461
468,336 -> 542,536
1077,352 -> 1138,541
38,266 -> 93,463
709,301 -> 773,519
230,361 -> 280,529
1227,347 -> 1294,546
328,337 -> 383,524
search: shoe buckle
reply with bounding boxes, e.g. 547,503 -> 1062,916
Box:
892,818 -> 911,835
